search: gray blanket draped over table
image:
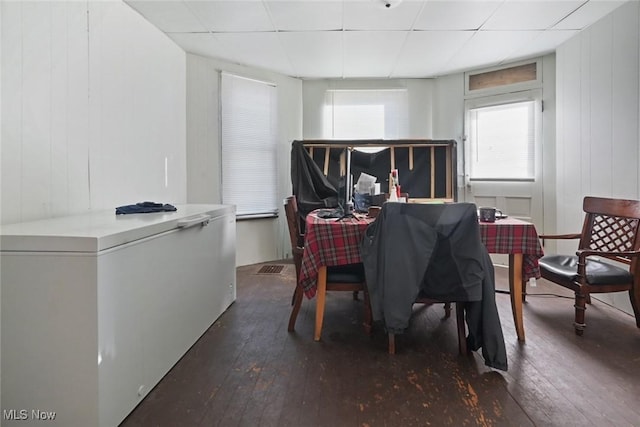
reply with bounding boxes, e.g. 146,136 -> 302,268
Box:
360,202 -> 508,371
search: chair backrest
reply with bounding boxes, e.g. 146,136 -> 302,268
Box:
284,196 -> 305,278
580,196 -> 640,266
284,196 -> 302,250
372,201 -> 484,300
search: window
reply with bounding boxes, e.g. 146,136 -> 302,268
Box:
323,89 -> 408,141
465,59 -> 541,97
467,99 -> 537,180
221,73 -> 278,218
468,62 -> 537,92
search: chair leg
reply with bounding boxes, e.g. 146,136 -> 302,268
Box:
388,332 -> 396,354
455,302 -> 468,355
574,291 -> 588,335
288,285 -> 304,332
629,287 -> 640,328
363,289 -> 372,335
353,291 -> 359,300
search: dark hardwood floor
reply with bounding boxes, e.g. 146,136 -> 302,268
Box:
121,262 -> 640,427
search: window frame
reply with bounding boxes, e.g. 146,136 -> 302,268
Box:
464,89 -> 543,183
465,58 -> 542,98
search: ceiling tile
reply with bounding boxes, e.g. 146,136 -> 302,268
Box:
278,31 -> 343,78
553,1 -> 626,30
482,1 -> 584,31
414,1 -> 502,30
126,1 -> 207,32
503,30 -> 579,63
213,33 -> 294,75
343,31 -> 409,77
443,30 -> 540,74
392,30 -> 475,77
167,33 -> 231,59
265,1 -> 343,31
185,0 -> 274,32
343,0 -> 424,30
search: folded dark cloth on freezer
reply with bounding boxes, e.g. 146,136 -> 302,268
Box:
115,202 -> 177,215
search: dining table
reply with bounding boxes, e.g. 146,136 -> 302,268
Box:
478,217 -> 545,341
298,208 -> 544,342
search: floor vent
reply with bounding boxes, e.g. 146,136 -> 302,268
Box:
257,264 -> 285,274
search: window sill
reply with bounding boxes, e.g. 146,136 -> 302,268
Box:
236,213 -> 278,221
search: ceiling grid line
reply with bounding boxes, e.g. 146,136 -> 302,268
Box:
262,0 -> 299,78
387,0 -> 428,78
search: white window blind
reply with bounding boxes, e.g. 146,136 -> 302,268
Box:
221,73 -> 278,218
468,101 -> 535,180
322,89 -> 409,140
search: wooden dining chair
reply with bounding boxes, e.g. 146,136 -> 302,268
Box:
538,196 -> 640,335
284,196 -> 305,309
362,202 -> 498,359
284,194 -> 359,306
388,297 -> 466,355
284,195 -> 372,339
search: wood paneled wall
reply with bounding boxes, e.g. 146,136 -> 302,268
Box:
1,1 -> 187,224
555,1 -> 640,313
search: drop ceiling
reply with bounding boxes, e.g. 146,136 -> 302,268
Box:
125,0 -> 627,79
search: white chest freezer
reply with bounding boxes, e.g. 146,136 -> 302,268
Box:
1,204 -> 236,427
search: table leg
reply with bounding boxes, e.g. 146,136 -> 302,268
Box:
314,266 -> 327,341
508,254 -> 525,341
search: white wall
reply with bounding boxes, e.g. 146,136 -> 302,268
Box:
1,1 -> 186,415
186,54 -> 303,266
1,1 -> 186,225
555,1 -> 640,313
433,73 -> 465,196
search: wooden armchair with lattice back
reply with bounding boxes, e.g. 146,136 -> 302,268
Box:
539,196 -> 640,335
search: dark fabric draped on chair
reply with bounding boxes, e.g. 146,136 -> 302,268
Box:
360,202 -> 507,371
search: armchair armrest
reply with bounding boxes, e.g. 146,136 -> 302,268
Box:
539,232 -> 581,246
576,249 -> 640,259
576,248 -> 640,268
538,233 -> 581,240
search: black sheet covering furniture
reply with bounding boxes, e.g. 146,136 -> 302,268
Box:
290,139 -> 458,218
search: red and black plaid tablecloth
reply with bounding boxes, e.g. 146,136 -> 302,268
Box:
299,212 -> 544,299
479,217 -> 545,281
299,212 -> 374,298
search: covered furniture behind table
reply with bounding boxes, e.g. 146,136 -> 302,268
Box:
538,196 -> 640,335
291,140 -> 339,219
360,202 -> 507,371
291,139 -> 458,218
